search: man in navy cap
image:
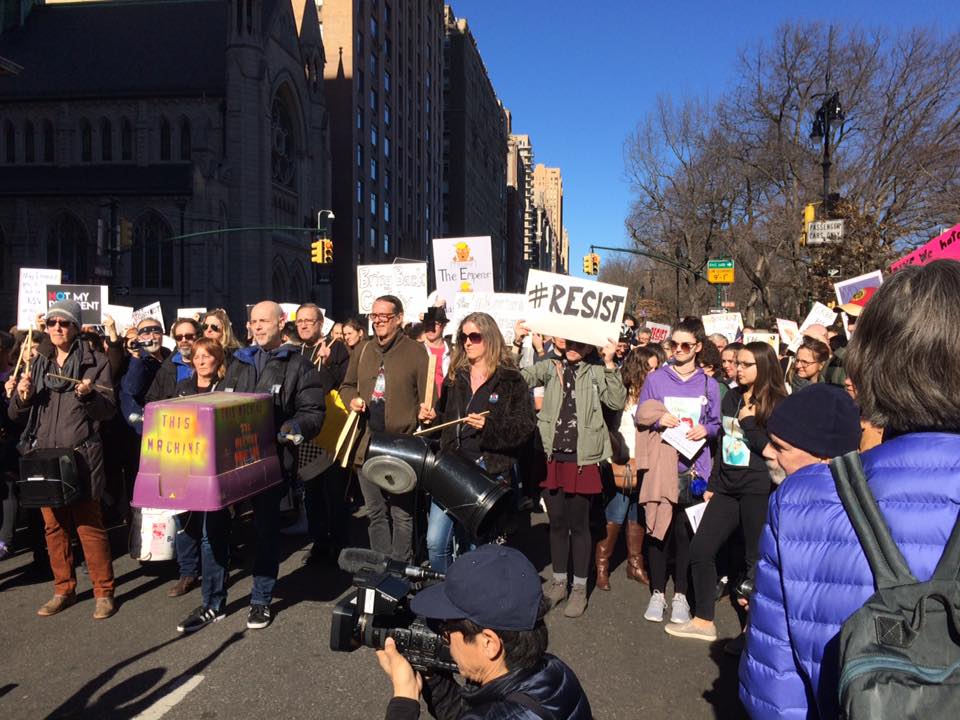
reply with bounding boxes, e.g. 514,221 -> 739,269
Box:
375,544 -> 592,719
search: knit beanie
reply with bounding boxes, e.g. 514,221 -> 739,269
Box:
45,299 -> 82,327
767,383 -> 861,458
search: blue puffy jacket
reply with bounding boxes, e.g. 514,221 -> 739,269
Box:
739,432 -> 960,719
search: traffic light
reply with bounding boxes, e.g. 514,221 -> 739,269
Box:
582,253 -> 599,275
322,239 -> 333,264
310,238 -> 323,264
800,203 -> 816,246
119,219 -> 133,251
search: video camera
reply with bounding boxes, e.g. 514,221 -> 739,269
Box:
329,548 -> 458,673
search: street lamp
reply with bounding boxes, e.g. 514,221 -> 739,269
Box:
810,91 -> 843,214
316,209 -> 335,239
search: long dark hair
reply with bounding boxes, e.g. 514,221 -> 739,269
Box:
741,341 -> 787,427
621,347 -> 660,403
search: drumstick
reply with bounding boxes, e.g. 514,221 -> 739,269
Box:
423,352 -> 437,411
7,330 -> 32,398
414,411 -> 490,437
44,372 -> 113,394
334,410 -> 359,460
340,416 -> 361,469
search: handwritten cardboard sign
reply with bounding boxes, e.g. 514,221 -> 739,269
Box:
743,332 -> 780,350
789,302 -> 837,353
645,322 -> 672,344
132,302 -> 165,331
523,270 -> 627,347
890,222 -> 960,272
17,268 -> 61,329
103,304 -> 135,331
432,236 -> 494,304
701,312 -> 743,342
46,284 -> 102,324
357,263 -> 428,318
776,319 -> 800,349
449,292 -> 527,345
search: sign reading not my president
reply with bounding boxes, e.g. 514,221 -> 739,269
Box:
523,270 -> 627,347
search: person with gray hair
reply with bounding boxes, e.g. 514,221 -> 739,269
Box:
740,260 -> 960,718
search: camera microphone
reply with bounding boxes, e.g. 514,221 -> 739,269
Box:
338,548 -> 445,582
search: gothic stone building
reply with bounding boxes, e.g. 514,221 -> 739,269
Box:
0,0 -> 331,327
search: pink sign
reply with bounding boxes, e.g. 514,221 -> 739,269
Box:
889,223 -> 960,272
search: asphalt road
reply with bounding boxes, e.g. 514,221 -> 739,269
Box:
0,511 -> 749,720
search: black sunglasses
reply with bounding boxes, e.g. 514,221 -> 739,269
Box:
459,331 -> 483,344
46,318 -> 75,328
137,326 -> 162,336
203,323 -> 222,332
174,333 -> 196,342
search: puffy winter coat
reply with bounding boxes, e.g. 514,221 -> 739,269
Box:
739,432 -> 960,719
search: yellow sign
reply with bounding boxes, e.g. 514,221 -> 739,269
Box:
707,268 -> 735,284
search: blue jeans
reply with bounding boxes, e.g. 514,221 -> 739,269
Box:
175,512 -> 200,578
605,490 -> 640,525
184,509 -> 231,611
426,501 -> 474,573
251,483 -> 284,606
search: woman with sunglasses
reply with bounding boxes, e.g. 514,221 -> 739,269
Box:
636,318 -> 721,624
200,309 -> 241,362
521,332 -> 625,618
420,313 -> 536,572
666,341 -> 786,644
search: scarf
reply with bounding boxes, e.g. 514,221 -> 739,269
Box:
18,341 -> 86,452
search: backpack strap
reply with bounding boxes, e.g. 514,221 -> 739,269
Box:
830,451 -> 917,589
503,692 -> 556,720
931,506 -> 960,582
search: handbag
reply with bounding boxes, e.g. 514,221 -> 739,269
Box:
610,460 -> 637,493
677,468 -> 706,506
17,446 -> 86,508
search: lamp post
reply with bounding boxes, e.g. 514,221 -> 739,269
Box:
809,28 -> 843,215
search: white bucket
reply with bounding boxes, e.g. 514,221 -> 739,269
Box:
138,508 -> 178,561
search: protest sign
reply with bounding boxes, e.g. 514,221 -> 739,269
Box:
743,332 -> 779,350
789,302 -> 837,353
449,292 -> 527,345
645,322 -> 671,344
889,222 -> 960,272
357,263 -> 428,318
776,319 -> 799,349
523,270 -> 627,347
701,312 -> 743,342
432,236 -> 494,304
833,270 -> 883,306
279,303 -> 299,321
18,268 -> 61,329
103,304 -> 135,331
132,302 -> 165,331
177,307 -> 207,322
46,284 -> 102,324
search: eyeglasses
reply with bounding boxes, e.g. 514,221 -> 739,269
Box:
793,358 -> 819,367
295,318 -> 319,325
46,318 -> 75,329
174,333 -> 197,342
370,313 -> 397,322
735,361 -> 756,368
137,326 -> 163,336
459,331 -> 483,344
669,340 -> 697,353
203,323 -> 223,333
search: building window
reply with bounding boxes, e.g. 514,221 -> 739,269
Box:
100,119 -> 112,161
3,120 -> 13,163
370,226 -> 376,249
384,136 -> 390,157
369,89 -> 377,111
357,143 -> 363,167
384,103 -> 391,126
370,191 -> 377,216
357,179 -> 363,204
370,157 -> 377,181
131,210 -> 174,289
80,119 -> 92,162
41,120 -> 54,163
121,119 -> 133,161
370,52 -> 377,76
384,70 -> 391,93
356,216 -> 363,242
47,213 -> 89,283
357,106 -> 363,130
371,124 -> 378,146
385,170 -> 391,191
159,117 -> 171,161
24,121 -> 35,163
384,200 -> 390,222
179,118 -> 191,160
383,232 -> 390,255
271,97 -> 296,189
370,16 -> 378,37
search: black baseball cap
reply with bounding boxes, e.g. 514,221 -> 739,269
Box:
410,544 -> 543,631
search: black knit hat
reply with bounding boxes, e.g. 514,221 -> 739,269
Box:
767,384 -> 861,459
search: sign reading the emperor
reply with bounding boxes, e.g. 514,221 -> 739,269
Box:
356,263 -> 428,318
523,270 -> 628,347
432,236 -> 494,303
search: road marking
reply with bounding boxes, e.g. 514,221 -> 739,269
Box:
132,674 -> 204,720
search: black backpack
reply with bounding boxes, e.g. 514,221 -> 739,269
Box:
830,451 -> 960,719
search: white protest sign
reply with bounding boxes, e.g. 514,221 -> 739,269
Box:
743,332 -> 780,350
789,302 -> 837,353
701,312 -> 743,342
176,307 -> 207,321
357,263 -> 428,318
103,304 -> 135,332
322,317 -> 335,337
132,302 -> 165,331
279,303 -> 299,321
449,292 -> 527,345
776,319 -> 799,349
834,270 -> 883,307
523,270 -> 628,347
645,322 -> 671,344
432,236 -> 494,304
18,268 -> 61,328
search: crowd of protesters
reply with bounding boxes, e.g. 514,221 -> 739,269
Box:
2,259 -> 959,719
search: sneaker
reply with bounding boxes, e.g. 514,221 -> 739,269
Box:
543,579 -> 568,610
0,540 -> 11,561
664,619 -> 717,641
246,604 -> 272,629
563,585 -> 588,618
670,593 -> 691,624
644,591 -> 667,622
178,606 -> 226,633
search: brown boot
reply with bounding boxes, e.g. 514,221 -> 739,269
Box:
93,596 -> 116,620
167,576 -> 197,597
37,593 -> 77,617
594,522 -> 621,591
625,521 -> 650,585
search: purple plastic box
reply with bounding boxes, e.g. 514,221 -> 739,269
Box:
131,392 -> 282,511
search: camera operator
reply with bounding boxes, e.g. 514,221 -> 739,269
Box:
375,544 -> 592,720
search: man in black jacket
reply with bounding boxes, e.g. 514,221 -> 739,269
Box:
221,301 -> 330,629
376,545 -> 592,720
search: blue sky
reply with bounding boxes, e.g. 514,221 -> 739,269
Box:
451,0 -> 960,277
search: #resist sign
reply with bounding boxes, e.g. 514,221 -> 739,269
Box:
523,270 -> 627,347
432,236 -> 494,303
357,263 -> 428,318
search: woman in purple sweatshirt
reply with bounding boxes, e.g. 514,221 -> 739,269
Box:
635,317 -> 721,624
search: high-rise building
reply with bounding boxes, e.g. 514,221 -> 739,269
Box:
504,115 -> 528,291
321,0 -> 444,317
509,133 -> 538,271
560,226 -> 570,275
441,6 -> 507,289
533,163 -> 563,271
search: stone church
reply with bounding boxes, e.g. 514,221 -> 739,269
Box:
0,0 -> 331,327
